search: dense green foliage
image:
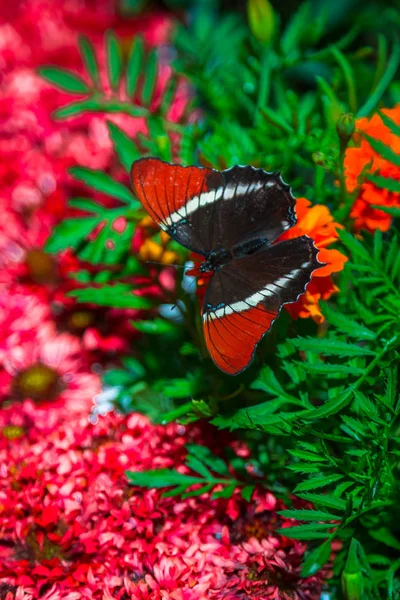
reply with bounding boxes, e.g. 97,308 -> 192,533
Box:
41,1 -> 400,597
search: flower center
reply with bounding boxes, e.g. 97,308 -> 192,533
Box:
2,426 -> 24,440
67,310 -> 95,332
25,249 -> 57,284
13,363 -> 61,402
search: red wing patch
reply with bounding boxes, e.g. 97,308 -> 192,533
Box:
131,158 -> 213,228
203,305 -> 277,375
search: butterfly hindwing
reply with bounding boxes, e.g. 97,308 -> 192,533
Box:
202,236 -> 319,375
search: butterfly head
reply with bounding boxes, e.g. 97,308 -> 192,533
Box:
200,248 -> 232,273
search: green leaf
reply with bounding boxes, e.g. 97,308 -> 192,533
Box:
181,483 -> 214,499
316,75 -> 343,122
289,449 -> 324,462
297,493 -> 346,512
212,483 -> 237,499
301,540 -> 332,576
357,38 -> 400,117
141,49 -> 158,106
276,523 -> 333,541
185,455 -> 212,479
154,402 -> 193,425
301,389 -> 353,420
330,46 -> 357,112
69,167 -> 137,206
68,284 -> 153,309
368,527 -> 400,550
241,485 -> 255,502
160,76 -> 178,116
126,469 -> 203,488
339,230 -> 371,263
294,474 -> 344,493
364,134 -> 400,168
366,554 -> 393,566
385,366 -> 398,408
373,228 -> 383,261
132,318 -> 176,335
69,198 -> 106,213
378,109 -> 400,137
78,36 -> 100,88
292,337 -> 375,357
367,174 -> 400,194
261,107 -> 294,134
287,463 -> 325,474
321,300 -> 376,340
107,122 -> 141,171
45,217 -> 99,252
211,399 -> 301,431
298,362 -> 364,376
53,99 -> 103,119
126,37 -> 144,97
39,67 -> 90,94
341,415 -> 368,440
278,509 -> 339,521
250,366 -> 299,403
106,30 -> 122,91
185,444 -> 230,476
370,204 -> 400,218
164,485 -> 189,497
153,378 -> 195,399
281,2 -> 314,56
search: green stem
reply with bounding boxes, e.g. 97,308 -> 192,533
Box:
357,36 -> 400,118
256,47 -> 272,125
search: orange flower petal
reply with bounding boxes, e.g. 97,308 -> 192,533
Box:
345,103 -> 400,232
314,248 -> 348,277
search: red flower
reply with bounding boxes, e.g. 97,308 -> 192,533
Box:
0,409 -> 325,599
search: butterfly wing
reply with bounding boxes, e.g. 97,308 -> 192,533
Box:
131,158 -> 296,255
131,157 -> 223,255
202,236 -> 320,375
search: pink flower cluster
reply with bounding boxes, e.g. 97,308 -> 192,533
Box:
0,405 -> 324,599
0,1 -> 325,598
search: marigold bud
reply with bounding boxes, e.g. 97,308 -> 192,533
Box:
341,570 -> 364,600
336,113 -> 355,143
247,0 -> 276,45
312,151 -> 327,167
341,539 -> 364,600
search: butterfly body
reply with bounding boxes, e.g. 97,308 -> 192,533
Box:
131,158 -> 322,375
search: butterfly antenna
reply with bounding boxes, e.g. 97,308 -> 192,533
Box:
145,260 -> 185,269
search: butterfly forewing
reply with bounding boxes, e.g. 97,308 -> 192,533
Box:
202,237 -> 320,374
131,159 -> 296,254
131,158 -> 221,255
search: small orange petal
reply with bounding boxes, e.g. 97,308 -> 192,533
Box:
314,248 -> 348,277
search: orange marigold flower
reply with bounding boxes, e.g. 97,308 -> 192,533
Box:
279,197 -> 347,324
344,105 -> 400,232
132,216 -> 180,266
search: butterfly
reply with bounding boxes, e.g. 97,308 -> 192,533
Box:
131,157 -> 322,376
